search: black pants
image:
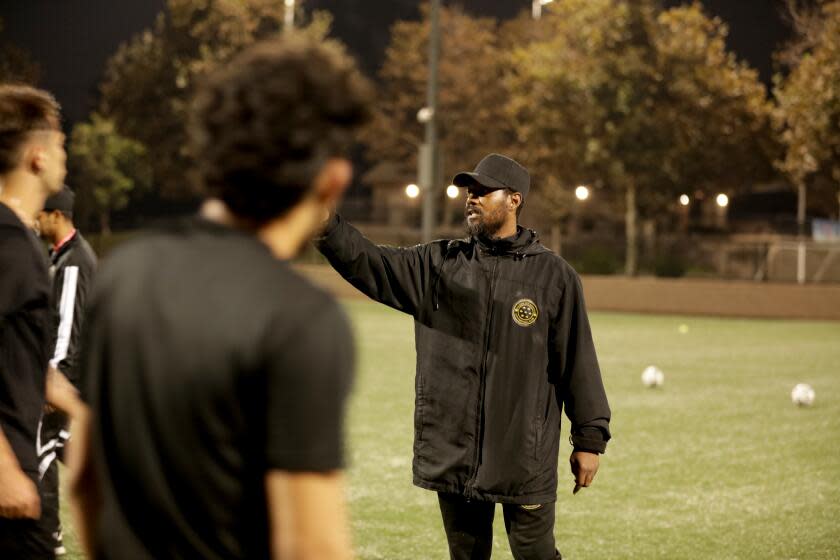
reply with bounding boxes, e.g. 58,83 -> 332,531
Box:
39,410 -> 70,551
438,493 -> 561,560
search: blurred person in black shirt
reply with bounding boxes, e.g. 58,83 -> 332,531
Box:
69,36 -> 372,560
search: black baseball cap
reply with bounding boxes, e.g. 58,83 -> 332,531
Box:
43,185 -> 75,214
453,154 -> 530,199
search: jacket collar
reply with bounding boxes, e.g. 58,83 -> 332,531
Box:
50,230 -> 77,262
473,226 -> 545,257
52,228 -> 77,255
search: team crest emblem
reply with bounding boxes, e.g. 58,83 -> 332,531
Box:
512,299 -> 538,327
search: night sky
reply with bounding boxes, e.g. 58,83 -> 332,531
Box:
2,0 -> 792,127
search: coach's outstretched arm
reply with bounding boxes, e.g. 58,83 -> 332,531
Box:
315,213 -> 434,316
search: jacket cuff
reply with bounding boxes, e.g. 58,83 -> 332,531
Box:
569,434 -> 607,454
315,213 -> 341,241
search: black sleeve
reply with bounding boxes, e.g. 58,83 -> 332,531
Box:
549,269 -> 612,453
315,213 -> 433,317
56,259 -> 96,385
264,301 -> 355,471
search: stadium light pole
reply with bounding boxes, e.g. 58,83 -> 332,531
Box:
420,0 -> 442,243
532,0 -> 554,20
284,0 -> 295,32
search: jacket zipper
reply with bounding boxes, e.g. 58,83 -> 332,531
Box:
466,255 -> 499,498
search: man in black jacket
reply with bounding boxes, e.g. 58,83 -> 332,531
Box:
317,153 -> 611,560
36,185 -> 97,555
37,186 -> 97,388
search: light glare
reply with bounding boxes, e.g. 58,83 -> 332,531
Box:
446,185 -> 460,199
575,185 -> 590,201
716,193 -> 729,208
679,194 -> 690,206
405,184 -> 420,199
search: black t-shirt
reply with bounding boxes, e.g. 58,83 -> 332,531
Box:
82,219 -> 355,560
0,202 -> 51,475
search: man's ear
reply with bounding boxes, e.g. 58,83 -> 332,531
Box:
27,143 -> 48,175
509,192 -> 522,212
313,158 -> 353,207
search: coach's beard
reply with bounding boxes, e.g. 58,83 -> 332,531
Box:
465,204 -> 506,239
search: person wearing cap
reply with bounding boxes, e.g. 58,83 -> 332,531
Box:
317,153 -> 611,560
35,184 -> 97,556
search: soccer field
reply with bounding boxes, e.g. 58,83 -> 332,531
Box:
62,301 -> 840,559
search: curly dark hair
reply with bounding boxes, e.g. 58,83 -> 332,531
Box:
0,84 -> 61,175
188,36 -> 372,224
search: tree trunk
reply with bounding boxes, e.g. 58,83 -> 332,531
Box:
836,187 -> 839,220
550,223 -> 562,255
625,183 -> 638,276
100,211 -> 111,237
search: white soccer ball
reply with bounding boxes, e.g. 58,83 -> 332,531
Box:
641,365 -> 664,388
791,383 -> 815,407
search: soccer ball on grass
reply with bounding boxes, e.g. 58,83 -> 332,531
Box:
641,365 -> 664,388
790,383 -> 815,407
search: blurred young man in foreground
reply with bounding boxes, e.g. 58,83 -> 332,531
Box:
70,37 -> 371,559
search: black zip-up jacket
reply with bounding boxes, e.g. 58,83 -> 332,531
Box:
317,214 -> 611,504
48,230 -> 97,385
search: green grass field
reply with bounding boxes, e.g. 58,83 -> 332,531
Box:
62,301 -> 840,559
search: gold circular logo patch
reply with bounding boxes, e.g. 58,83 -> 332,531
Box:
512,299 -> 539,327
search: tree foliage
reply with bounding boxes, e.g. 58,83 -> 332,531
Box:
362,4 -> 512,186
98,0 -> 335,198
505,0 -> 774,273
0,19 -> 40,85
775,1 -> 840,214
69,114 -> 151,234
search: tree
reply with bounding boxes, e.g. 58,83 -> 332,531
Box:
506,0 -> 774,274
98,0 -> 336,199
775,1 -> 840,219
69,114 -> 151,234
0,19 -> 40,84
362,4 -> 513,198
